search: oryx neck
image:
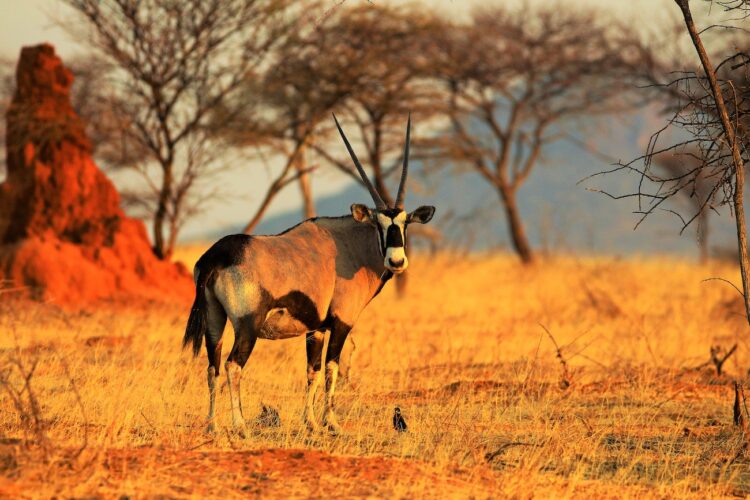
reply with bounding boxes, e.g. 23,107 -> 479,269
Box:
313,216 -> 386,276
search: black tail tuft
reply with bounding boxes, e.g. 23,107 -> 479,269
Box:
183,266 -> 212,357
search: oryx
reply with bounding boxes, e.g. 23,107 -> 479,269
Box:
183,114 -> 435,435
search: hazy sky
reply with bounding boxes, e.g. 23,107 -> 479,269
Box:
0,0 -> 684,241
0,0 -> 676,62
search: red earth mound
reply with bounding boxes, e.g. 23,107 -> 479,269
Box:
0,44 -> 192,305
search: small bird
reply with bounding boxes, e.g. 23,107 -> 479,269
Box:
257,404 -> 281,428
393,407 -> 407,433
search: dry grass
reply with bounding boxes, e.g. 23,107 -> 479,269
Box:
1,248 -> 750,497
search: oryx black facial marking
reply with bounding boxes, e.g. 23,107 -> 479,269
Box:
183,114 -> 436,435
374,209 -> 408,273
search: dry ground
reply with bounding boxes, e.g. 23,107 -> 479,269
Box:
1,249 -> 750,497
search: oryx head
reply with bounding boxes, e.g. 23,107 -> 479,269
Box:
333,113 -> 436,275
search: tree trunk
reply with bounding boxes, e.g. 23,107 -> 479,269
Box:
295,143 -> 315,219
498,187 -> 534,264
676,0 -> 750,324
153,163 -> 173,260
166,215 -> 179,261
243,185 -> 280,235
698,209 -> 709,264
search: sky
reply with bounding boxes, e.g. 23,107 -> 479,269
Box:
0,0 -> 689,242
0,0 -> 676,61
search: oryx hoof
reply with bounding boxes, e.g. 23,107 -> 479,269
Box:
305,418 -> 320,433
323,414 -> 341,435
231,420 -> 249,439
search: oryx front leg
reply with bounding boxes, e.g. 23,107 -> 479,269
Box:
305,371 -> 324,431
225,317 -> 257,438
225,361 -> 245,435
323,360 -> 341,433
303,330 -> 325,431
322,320 -> 350,435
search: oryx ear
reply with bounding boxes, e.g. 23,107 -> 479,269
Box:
407,205 -> 435,224
351,203 -> 374,224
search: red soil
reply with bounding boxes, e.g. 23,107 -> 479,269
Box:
101,447 -> 497,497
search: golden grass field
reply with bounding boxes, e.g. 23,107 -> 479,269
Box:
2,246 -> 750,497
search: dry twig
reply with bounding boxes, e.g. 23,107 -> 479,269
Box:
734,382 -> 748,429
711,343 -> 737,376
539,324 -> 571,390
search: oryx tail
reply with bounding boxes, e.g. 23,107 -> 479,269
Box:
183,265 -> 215,356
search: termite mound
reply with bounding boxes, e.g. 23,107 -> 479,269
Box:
0,44 -> 191,306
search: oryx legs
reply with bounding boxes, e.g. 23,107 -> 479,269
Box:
303,330 -> 325,431
225,315 -> 258,438
204,292 -> 227,435
322,319 -> 351,434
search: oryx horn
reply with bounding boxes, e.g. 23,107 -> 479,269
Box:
333,113 -> 387,210
394,113 -> 411,209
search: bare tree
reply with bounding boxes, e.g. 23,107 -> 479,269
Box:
62,0 -> 293,259
604,1 -> 750,322
257,18 -> 353,222
669,0 -> 749,319
654,150 -> 713,262
65,56 -> 152,172
430,6 -> 650,263
612,7 -> 750,265
220,3 -> 357,233
311,5 -> 443,207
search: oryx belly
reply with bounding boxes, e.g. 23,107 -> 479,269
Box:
259,307 -> 311,339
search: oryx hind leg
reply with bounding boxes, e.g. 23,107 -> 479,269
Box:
303,330 -> 325,431
225,314 -> 258,438
205,290 -> 227,435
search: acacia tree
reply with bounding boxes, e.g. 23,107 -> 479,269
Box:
221,3 -> 358,233
311,5 -> 444,208
431,6 -> 649,263
63,0 -> 293,259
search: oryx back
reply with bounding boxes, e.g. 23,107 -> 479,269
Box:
202,221 -> 338,341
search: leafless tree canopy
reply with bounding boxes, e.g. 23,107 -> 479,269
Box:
219,1 -> 360,233
620,44 -> 750,231
429,6 -> 651,263
309,5 -> 445,208
222,3 -> 445,242
62,0 -> 293,259
653,150 -> 713,262
599,0 -> 750,321
599,1 -> 749,241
